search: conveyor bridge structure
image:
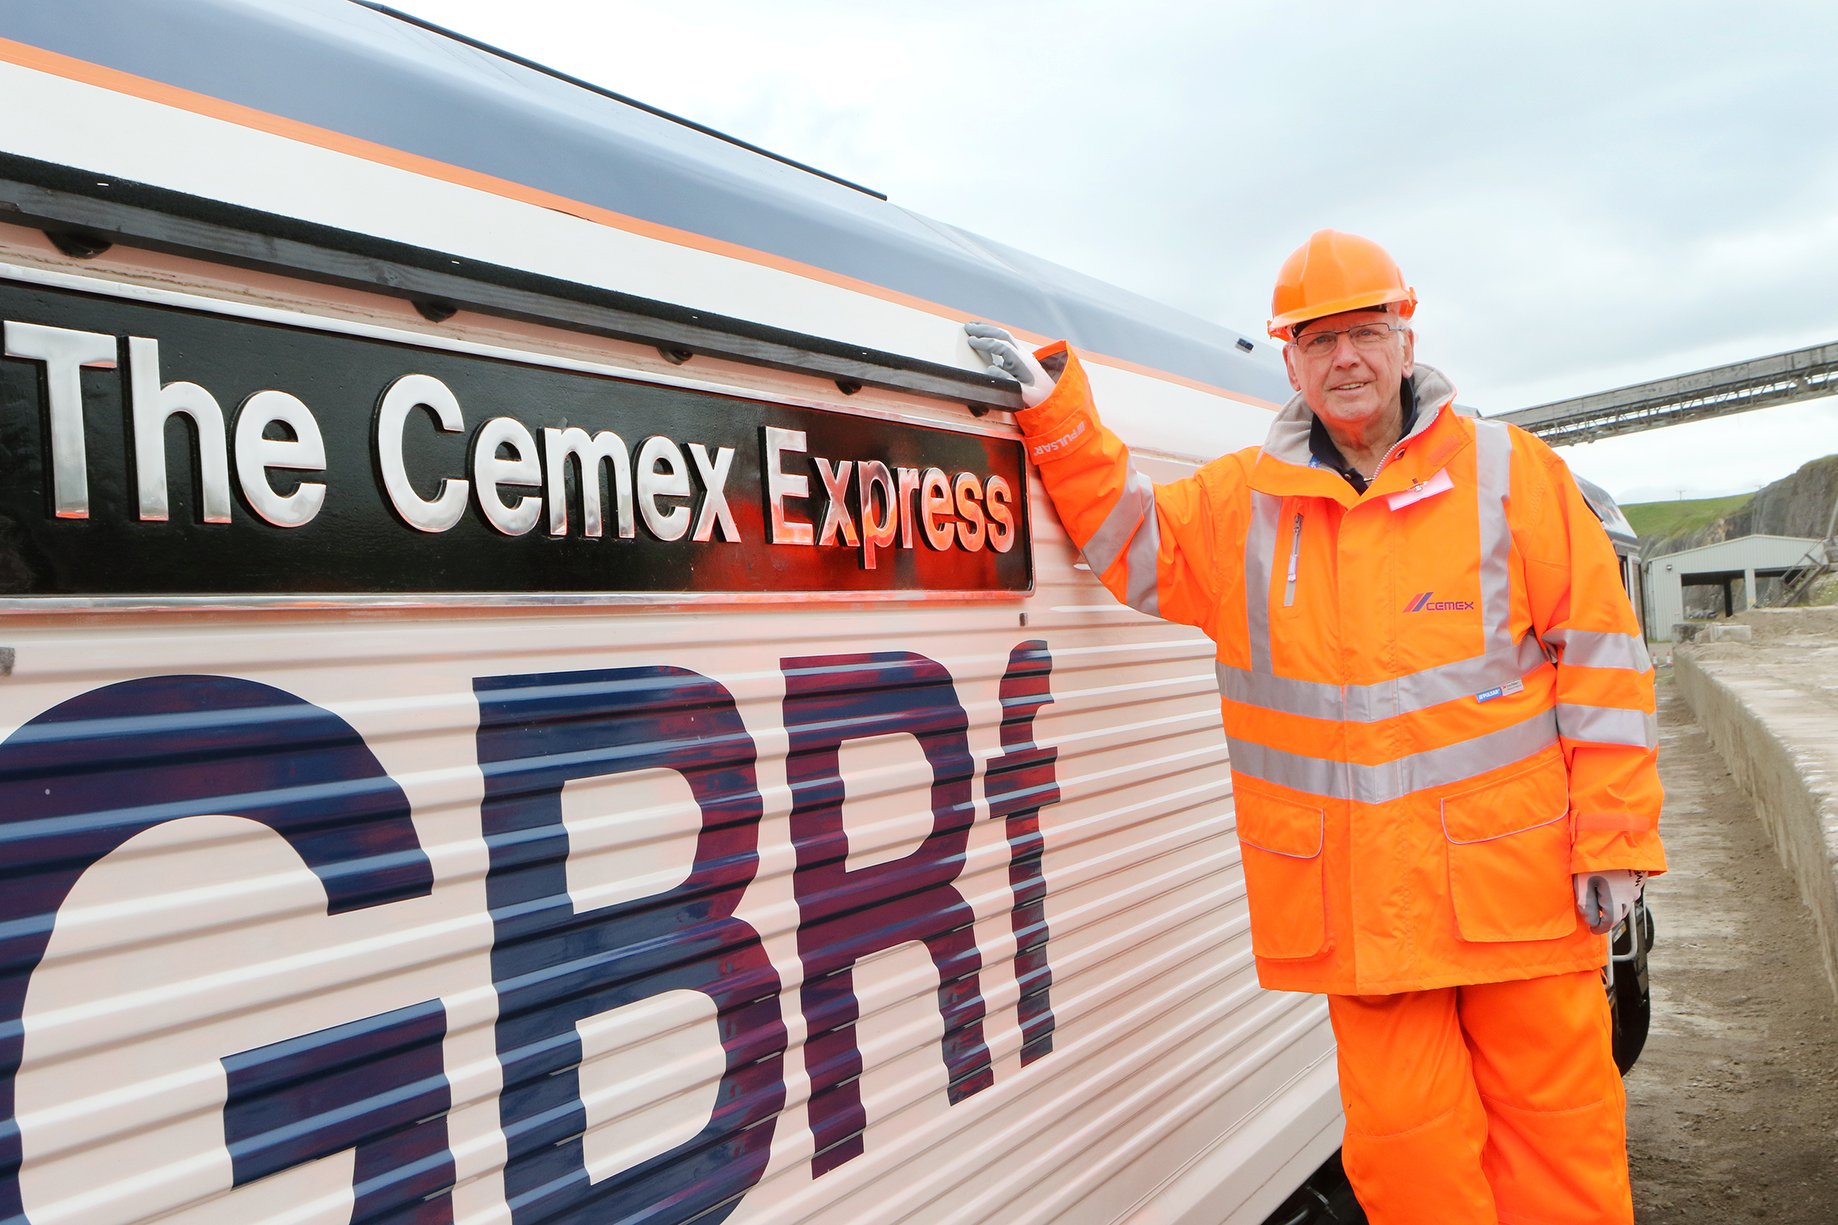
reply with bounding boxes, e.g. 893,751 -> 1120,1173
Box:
1494,340 -> 1838,444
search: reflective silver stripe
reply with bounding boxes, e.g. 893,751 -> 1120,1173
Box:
1544,627 -> 1652,672
1473,420 -> 1514,657
1245,492 -> 1282,674
1081,469 -> 1154,577
1228,707 -> 1560,805
1557,703 -> 1658,749
1216,632 -> 1549,722
1123,504 -> 1162,615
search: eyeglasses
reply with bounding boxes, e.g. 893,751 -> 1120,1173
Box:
1291,322 -> 1405,358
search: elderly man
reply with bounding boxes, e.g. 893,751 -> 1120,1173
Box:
966,230 -> 1665,1225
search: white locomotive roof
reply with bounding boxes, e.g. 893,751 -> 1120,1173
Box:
0,0 -> 1291,408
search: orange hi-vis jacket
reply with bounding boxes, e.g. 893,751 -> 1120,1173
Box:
1017,346 -> 1666,995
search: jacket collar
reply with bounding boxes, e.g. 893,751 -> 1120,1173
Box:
1251,365 -> 1467,505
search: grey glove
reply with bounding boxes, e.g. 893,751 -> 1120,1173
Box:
1574,869 -> 1644,935
965,322 -> 1056,409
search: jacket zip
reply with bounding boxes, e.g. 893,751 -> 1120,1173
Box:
1368,434 -> 1410,486
1283,511 -> 1303,607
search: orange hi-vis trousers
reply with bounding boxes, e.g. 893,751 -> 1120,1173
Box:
1327,970 -> 1631,1225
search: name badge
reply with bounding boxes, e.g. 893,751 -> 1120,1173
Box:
1388,467 -> 1453,511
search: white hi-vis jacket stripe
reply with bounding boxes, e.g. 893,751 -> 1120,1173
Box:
1556,703 -> 1660,749
1215,634 -> 1551,723
1542,626 -> 1654,672
1080,469 -> 1161,616
1474,421 -> 1515,658
1228,707 -> 1561,805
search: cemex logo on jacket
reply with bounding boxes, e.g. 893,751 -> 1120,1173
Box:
1405,591 -> 1476,612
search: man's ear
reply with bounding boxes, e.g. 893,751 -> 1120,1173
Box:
1400,327 -> 1415,379
1282,344 -> 1302,391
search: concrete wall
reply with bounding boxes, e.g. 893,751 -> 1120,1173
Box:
1675,650 -> 1838,1002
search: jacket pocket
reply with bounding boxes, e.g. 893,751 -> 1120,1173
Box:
1441,755 -> 1575,943
1234,786 -> 1329,960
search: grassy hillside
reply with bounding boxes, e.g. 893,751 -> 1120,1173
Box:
1622,493 -> 1753,541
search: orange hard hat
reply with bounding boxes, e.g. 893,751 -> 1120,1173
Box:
1267,229 -> 1417,340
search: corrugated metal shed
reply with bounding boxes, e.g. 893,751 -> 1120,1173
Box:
1646,534 -> 1828,626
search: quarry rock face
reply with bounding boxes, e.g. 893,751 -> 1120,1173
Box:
1728,454 -> 1838,539
1649,454 -> 1838,557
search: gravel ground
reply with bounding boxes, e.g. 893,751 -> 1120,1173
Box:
1725,604 -> 1838,642
1625,674 -> 1838,1223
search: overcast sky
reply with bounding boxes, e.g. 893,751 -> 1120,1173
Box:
382,0 -> 1838,506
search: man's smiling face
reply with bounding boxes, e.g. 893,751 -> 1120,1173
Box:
1282,306 -> 1415,435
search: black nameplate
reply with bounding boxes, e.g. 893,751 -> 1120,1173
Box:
0,275 -> 1031,598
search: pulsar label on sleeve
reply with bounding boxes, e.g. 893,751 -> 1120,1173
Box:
1029,420 -> 1087,460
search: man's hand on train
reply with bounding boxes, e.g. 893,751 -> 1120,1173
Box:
965,323 -> 1056,409
1574,869 -> 1644,935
